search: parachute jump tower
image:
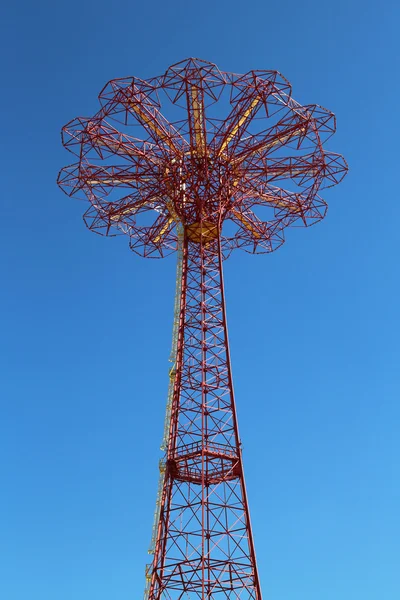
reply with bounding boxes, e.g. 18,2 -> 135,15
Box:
58,58 -> 347,600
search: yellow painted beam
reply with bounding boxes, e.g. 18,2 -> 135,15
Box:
267,164 -> 319,178
154,217 -> 174,242
87,125 -> 160,165
86,178 -> 137,185
258,193 -> 301,213
261,126 -> 306,151
253,126 -> 306,160
110,205 -> 141,221
190,86 -> 206,155
165,200 -> 180,223
218,97 -> 260,155
231,208 -> 261,239
89,135 -> 140,157
129,103 -> 178,152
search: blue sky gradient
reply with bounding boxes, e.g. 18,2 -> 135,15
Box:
0,1 -> 399,599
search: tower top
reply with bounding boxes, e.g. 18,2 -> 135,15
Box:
58,58 -> 347,258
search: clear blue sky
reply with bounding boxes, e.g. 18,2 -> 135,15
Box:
0,1 -> 398,599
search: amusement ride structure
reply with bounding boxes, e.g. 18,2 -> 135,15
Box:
58,58 -> 347,600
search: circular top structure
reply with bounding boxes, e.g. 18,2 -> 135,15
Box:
58,57 -> 348,258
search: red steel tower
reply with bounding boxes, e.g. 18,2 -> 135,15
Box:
58,58 -> 347,600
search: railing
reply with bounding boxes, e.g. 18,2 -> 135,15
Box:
174,439 -> 238,460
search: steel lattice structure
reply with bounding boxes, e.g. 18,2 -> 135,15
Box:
58,58 -> 347,600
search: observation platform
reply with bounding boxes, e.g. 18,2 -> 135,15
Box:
166,441 -> 242,484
